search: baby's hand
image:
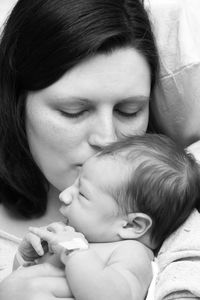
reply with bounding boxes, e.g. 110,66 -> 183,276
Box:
18,227 -> 48,262
29,224 -> 88,257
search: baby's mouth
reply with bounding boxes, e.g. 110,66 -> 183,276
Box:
59,206 -> 69,226
64,219 -> 69,226
59,205 -> 68,219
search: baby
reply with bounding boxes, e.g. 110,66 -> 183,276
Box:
14,134 -> 200,300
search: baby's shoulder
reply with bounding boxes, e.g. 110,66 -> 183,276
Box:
107,240 -> 153,296
108,240 -> 153,276
112,240 -> 153,262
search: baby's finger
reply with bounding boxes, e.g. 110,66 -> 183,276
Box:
26,232 -> 44,256
29,227 -> 56,243
64,226 -> 75,233
47,222 -> 67,233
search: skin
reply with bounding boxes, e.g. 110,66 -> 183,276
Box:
0,263 -> 72,299
26,225 -> 153,300
15,152 -> 153,299
26,47 -> 151,193
14,154 -> 154,299
59,155 -> 130,242
0,47 -> 151,300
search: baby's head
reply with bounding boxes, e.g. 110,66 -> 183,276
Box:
60,134 -> 200,249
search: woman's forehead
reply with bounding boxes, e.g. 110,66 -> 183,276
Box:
32,47 -> 151,103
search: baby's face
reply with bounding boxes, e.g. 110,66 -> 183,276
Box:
59,155 -> 128,242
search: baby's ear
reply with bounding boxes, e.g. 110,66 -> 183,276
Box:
118,213 -> 152,240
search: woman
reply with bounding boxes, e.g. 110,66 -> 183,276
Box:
0,0 -> 158,299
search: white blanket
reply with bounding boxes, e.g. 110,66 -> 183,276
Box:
145,0 -> 200,146
155,209 -> 200,300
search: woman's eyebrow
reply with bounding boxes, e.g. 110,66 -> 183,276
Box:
50,95 -> 149,105
119,96 -> 150,104
53,96 -> 91,104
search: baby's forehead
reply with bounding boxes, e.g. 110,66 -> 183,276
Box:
85,152 -> 126,167
82,153 -> 130,185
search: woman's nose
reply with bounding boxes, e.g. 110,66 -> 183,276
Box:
59,187 -> 73,205
88,109 -> 117,150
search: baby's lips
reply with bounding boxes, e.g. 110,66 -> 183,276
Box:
63,218 -> 69,226
59,205 -> 67,216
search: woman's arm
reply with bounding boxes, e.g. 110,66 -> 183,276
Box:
0,263 -> 74,300
29,226 -> 152,300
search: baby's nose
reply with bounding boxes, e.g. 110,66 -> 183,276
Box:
59,188 -> 73,205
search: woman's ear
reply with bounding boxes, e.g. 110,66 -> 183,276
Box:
118,213 -> 152,240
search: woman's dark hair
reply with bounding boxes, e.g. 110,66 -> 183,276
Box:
0,0 -> 159,217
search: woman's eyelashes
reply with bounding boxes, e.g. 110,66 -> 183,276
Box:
59,109 -> 89,119
115,109 -> 140,118
59,107 -> 141,120
115,102 -> 143,119
57,100 -> 91,119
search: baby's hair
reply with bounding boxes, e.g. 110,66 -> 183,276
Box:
98,134 -> 200,248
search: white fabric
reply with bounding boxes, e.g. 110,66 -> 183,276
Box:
59,238 -> 88,251
146,260 -> 159,300
145,0 -> 200,147
0,229 -> 21,281
155,209 -> 200,300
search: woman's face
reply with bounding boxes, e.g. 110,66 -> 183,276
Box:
26,47 -> 151,191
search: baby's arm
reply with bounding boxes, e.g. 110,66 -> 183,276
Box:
64,240 -> 153,300
29,227 -> 153,300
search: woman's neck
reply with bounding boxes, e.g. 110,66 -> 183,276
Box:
43,185 -> 66,224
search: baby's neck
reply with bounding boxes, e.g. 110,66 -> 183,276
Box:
137,233 -> 157,251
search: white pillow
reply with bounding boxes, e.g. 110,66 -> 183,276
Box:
146,260 -> 159,300
145,0 -> 200,147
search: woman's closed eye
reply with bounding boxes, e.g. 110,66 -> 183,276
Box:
58,99 -> 92,119
115,108 -> 139,118
114,101 -> 144,119
60,109 -> 89,119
